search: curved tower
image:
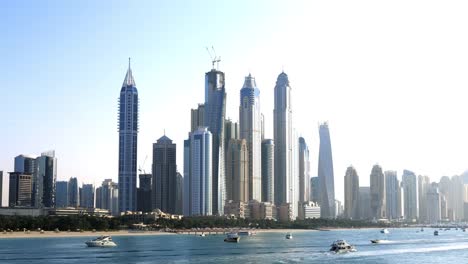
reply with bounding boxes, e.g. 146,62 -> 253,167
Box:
239,74 -> 262,201
118,59 -> 138,213
318,122 -> 335,218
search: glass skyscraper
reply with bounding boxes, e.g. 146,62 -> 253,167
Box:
204,68 -> 226,215
318,122 -> 335,218
118,59 -> 138,212
152,135 -> 177,214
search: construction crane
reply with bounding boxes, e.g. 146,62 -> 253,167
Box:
206,46 -> 221,70
138,155 -> 148,175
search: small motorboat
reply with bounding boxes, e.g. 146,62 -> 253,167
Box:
199,233 -> 206,237
380,229 -> 389,234
224,232 -> 240,243
330,240 -> 356,253
420,228 -> 424,232
462,228 -> 466,232
85,236 -> 117,247
286,233 -> 293,239
370,239 -> 381,244
434,231 -> 439,236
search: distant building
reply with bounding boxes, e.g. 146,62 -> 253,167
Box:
304,202 -> 321,219
402,170 -> 418,221
298,137 -> 310,220
226,139 -> 249,202
68,177 -> 79,207
318,122 -> 335,218
152,135 -> 177,214
397,181 -> 405,219
451,175 -> 464,221
34,151 -> 57,208
175,172 -> 183,215
385,171 -> 399,220
310,176 -> 319,203
14,155 -> 36,174
118,59 -> 139,213
80,184 -> 94,208
277,203 -> 293,222
191,104 -> 205,132
426,183 -> 441,223
370,165 -> 386,219
137,174 -> 152,212
261,139 -> 274,203
344,166 -> 359,219
358,187 -> 371,220
418,175 -> 430,222
55,181 -> 68,208
9,172 -> 33,207
96,179 -> 119,216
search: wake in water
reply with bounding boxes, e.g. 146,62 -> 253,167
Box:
348,242 -> 468,257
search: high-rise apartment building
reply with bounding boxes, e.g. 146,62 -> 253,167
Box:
239,74 -> 262,202
344,166 -> 359,219
402,170 -> 418,221
34,151 -> 57,208
370,164 -> 386,219
175,172 -> 184,215
118,59 -> 139,213
261,139 -> 274,203
80,184 -> 94,208
273,72 -> 293,217
358,186 -> 371,219
152,135 -> 177,214
137,174 -> 152,212
318,122 -> 335,218
191,104 -> 205,132
418,175 -> 430,222
427,183 -> 441,223
68,177 -> 79,207
96,179 -> 119,216
204,67 -> 226,215
310,176 -> 319,203
385,171 -> 399,220
298,137 -> 310,204
8,172 -> 32,207
55,181 -> 68,208
226,139 -> 249,203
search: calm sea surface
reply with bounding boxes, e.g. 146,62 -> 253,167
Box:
0,228 -> 467,263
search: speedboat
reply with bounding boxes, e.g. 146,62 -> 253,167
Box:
224,232 -> 240,243
330,240 -> 356,253
434,231 -> 439,236
199,233 -> 206,237
380,229 -> 389,234
286,233 -> 293,239
370,239 -> 381,244
85,236 -> 117,247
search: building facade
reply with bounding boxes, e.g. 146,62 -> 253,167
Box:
96,179 -> 119,216
226,139 -> 249,202
137,174 -> 152,212
55,181 -> 68,208
68,177 -> 79,207
402,170 -> 418,221
80,184 -> 94,208
318,122 -> 335,218
34,151 -> 57,208
152,135 -> 177,214
118,59 -> 139,212
385,171 -> 399,220
418,175 -> 430,222
370,164 -> 386,219
8,172 -> 33,207
239,74 -> 262,202
261,139 -> 274,203
344,166 -> 359,219
310,176 -> 319,203
273,72 -> 294,218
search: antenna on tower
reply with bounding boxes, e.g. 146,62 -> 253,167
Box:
206,46 -> 221,70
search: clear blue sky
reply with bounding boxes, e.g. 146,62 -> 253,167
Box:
2,0 -> 468,205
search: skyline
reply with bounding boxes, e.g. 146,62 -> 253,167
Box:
3,1 -> 468,206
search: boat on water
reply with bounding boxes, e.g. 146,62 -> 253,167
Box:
434,231 -> 439,236
199,233 -> 206,237
380,229 -> 389,234
420,228 -> 424,232
224,233 -> 240,243
286,233 -> 293,239
370,239 -> 381,244
238,231 -> 256,236
85,236 -> 117,247
462,228 -> 466,232
330,240 -> 356,253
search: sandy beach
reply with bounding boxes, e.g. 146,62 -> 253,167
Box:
0,230 -> 174,239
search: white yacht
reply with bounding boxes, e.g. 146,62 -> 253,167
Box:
380,229 -> 389,234
286,233 -> 293,239
330,240 -> 356,253
85,236 -> 117,247
224,232 -> 240,243
199,233 -> 206,237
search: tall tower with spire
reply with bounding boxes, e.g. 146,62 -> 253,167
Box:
118,58 -> 138,213
239,73 -> 262,202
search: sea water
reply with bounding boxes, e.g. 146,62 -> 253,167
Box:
0,228 -> 467,263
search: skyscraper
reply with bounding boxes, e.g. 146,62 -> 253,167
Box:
8,172 -> 32,207
137,174 -> 152,212
427,183 -> 441,223
261,139 -> 274,203
370,164 -> 386,219
358,186 -> 371,219
418,175 -> 430,222
318,122 -> 335,218
298,137 -> 310,204
185,127 -> 212,216
385,170 -> 399,220
273,72 -> 293,214
68,177 -> 79,207
55,181 -> 68,208
344,166 -> 359,219
118,59 -> 139,213
152,135 -> 177,214
191,104 -> 205,132
97,179 -> 119,216
239,74 -> 262,202
14,155 -> 36,174
175,172 -> 184,215
80,184 -> 95,208
402,170 -> 418,221
226,139 -> 249,202
451,175 -> 464,221
34,151 -> 57,208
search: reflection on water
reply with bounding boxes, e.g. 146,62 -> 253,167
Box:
0,229 -> 468,263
